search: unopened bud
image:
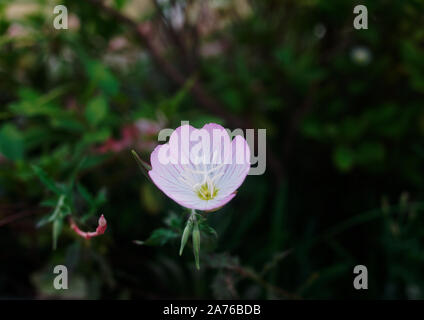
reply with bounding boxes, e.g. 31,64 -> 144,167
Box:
98,214 -> 107,227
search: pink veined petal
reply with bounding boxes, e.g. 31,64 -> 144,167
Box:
203,123 -> 233,173
148,123 -> 251,211
167,124 -> 206,186
193,192 -> 236,211
149,144 -> 202,209
173,190 -> 237,211
214,135 -> 251,197
168,124 -> 195,165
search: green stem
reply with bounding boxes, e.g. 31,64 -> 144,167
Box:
192,210 -> 201,270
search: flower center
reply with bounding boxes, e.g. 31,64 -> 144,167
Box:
196,182 -> 218,200
178,155 -> 225,201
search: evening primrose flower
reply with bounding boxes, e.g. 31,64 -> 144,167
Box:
148,123 -> 251,211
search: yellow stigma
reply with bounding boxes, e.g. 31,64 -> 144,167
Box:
196,182 -> 218,200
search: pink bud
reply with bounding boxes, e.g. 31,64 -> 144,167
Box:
98,214 -> 107,227
70,214 -> 107,239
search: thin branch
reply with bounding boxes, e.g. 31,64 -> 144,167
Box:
151,0 -> 195,72
0,207 -> 48,227
86,0 -> 241,125
85,0 -> 284,182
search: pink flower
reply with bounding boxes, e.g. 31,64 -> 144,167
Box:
148,123 -> 250,211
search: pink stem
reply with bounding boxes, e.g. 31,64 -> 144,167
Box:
69,215 -> 107,239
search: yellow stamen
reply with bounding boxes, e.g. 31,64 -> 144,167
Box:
196,182 -> 218,200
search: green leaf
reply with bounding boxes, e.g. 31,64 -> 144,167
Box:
190,116 -> 224,129
333,146 -> 355,172
200,223 -> 218,238
356,142 -> 385,165
179,217 -> 193,256
192,220 -> 201,270
0,123 -> 24,160
161,77 -> 195,117
220,89 -> 243,113
85,95 -> 108,126
50,116 -> 85,132
164,212 -> 183,229
197,215 -> 218,238
113,0 -> 127,9
68,158 -> 87,195
131,149 -> 152,181
36,214 -> 53,228
77,183 -> 94,205
37,194 -> 67,228
82,129 -> 111,144
40,198 -> 58,208
95,188 -> 107,206
47,195 -> 71,250
8,87 -> 69,118
86,61 -> 119,96
139,228 -> 179,246
31,165 -> 63,195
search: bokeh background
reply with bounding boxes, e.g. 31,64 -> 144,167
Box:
1,0 -> 424,299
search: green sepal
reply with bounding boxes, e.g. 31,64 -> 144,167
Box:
192,219 -> 201,270
179,216 -> 194,256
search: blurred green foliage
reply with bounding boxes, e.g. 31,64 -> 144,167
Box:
1,0 -> 424,299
